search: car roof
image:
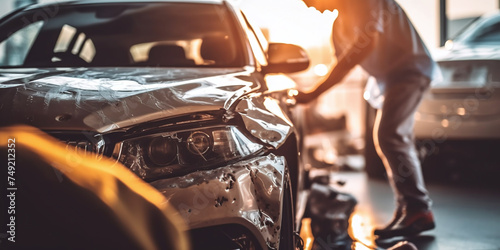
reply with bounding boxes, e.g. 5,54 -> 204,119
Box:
24,0 -> 230,11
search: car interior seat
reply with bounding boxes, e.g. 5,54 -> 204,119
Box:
200,35 -> 234,65
147,44 -> 195,67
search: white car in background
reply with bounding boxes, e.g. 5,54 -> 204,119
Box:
413,11 -> 500,180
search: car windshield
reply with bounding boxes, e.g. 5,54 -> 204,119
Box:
454,13 -> 500,45
0,2 -> 246,68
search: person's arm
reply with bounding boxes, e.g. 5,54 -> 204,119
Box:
295,31 -> 379,104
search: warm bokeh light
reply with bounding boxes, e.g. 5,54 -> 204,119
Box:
299,209 -> 378,250
265,74 -> 297,91
238,0 -> 338,90
313,63 -> 329,76
349,211 -> 378,250
363,91 -> 371,101
312,138 -> 338,165
239,0 -> 337,46
299,218 -> 314,250
441,119 -> 450,128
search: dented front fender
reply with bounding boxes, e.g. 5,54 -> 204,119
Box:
234,93 -> 294,149
150,154 -> 287,249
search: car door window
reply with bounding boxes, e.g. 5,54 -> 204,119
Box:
0,3 -> 246,68
0,21 -> 43,67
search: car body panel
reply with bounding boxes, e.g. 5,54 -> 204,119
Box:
415,86 -> 500,138
151,154 -> 286,249
435,46 -> 500,62
0,1 -> 309,248
235,93 -> 294,148
0,67 -> 296,149
0,67 -> 256,130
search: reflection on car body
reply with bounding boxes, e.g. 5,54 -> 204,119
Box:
0,1 -> 310,249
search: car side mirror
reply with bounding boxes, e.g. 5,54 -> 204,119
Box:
264,43 -> 310,74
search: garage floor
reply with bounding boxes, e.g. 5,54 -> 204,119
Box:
301,169 -> 500,250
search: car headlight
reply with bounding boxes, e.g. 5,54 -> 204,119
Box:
115,126 -> 264,180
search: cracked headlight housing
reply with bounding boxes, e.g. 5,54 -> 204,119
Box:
114,126 -> 264,180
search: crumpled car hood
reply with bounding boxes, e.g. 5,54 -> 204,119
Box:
0,67 -> 258,132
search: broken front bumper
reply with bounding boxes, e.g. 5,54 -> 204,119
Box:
150,154 -> 287,249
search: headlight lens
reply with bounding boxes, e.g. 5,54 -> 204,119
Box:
148,137 -> 177,166
187,131 -> 211,155
116,126 -> 264,180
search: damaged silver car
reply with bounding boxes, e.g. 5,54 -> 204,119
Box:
0,0 -> 310,249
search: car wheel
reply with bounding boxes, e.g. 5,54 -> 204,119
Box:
279,178 -> 295,250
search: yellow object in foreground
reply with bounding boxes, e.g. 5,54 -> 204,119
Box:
0,125 -> 190,250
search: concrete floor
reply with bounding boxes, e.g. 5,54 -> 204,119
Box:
302,169 -> 500,250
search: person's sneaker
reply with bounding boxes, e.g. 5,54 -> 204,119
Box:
374,209 -> 435,239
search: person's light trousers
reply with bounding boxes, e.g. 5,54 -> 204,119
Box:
373,73 -> 432,210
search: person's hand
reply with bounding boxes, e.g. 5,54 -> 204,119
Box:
294,91 -> 318,104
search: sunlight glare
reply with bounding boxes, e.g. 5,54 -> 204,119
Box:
349,211 -> 377,250
313,63 -> 329,76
